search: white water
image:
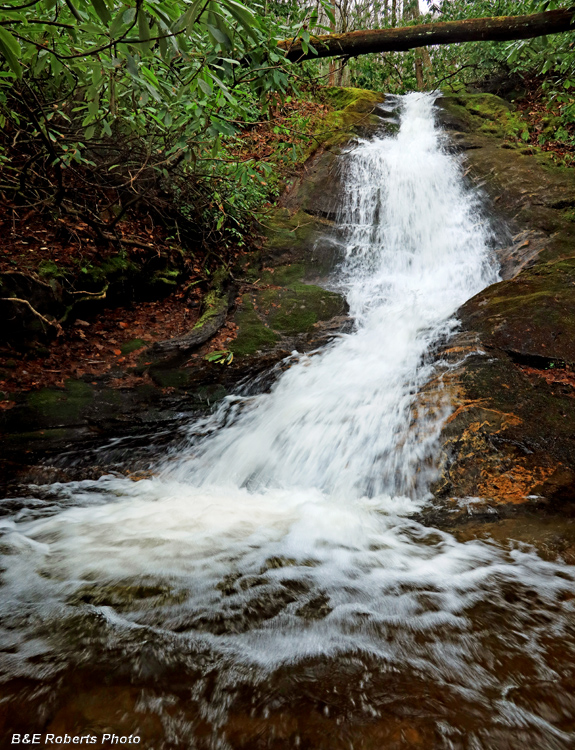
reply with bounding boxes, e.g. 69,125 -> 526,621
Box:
168,92 -> 497,498
2,96 -> 575,730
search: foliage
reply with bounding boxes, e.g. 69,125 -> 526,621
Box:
0,0 -> 335,254
204,349 -> 233,364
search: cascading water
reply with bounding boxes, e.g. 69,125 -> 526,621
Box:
2,93 -> 575,749
168,92 -> 497,498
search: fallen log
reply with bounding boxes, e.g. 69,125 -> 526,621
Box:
278,7 -> 575,63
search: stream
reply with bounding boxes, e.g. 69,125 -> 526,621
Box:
2,93 -> 575,749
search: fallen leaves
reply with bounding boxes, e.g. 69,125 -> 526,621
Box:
0,291 -> 204,394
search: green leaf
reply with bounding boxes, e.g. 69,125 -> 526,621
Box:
179,0 -> 206,33
137,9 -> 151,52
123,8 -> 136,25
125,54 -> 139,78
198,78 -> 212,95
0,27 -> 22,79
321,0 -> 335,25
207,23 -> 228,45
158,35 -> 168,59
90,0 -> 111,25
110,8 -> 126,38
223,0 -> 258,42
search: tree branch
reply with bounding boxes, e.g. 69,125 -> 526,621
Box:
278,7 -> 575,62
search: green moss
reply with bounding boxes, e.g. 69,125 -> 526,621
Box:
287,86 -> 385,154
38,260 -> 61,278
64,379 -> 93,397
259,263 -> 306,287
264,209 -> 317,255
462,259 -> 575,365
258,282 -> 345,335
440,92 -> 528,141
80,252 -> 138,283
151,268 -> 179,286
120,338 -> 147,355
27,380 -> 94,423
231,294 -> 279,356
323,86 -> 381,112
193,292 -> 228,330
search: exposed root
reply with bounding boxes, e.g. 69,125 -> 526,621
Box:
1,297 -> 62,334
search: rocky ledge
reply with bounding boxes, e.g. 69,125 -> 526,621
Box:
426,93 -> 575,540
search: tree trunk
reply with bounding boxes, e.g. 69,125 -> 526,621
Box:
278,7 -> 575,63
414,49 -> 424,90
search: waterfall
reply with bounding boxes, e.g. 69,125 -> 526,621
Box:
2,95 -> 575,748
167,92 -> 497,497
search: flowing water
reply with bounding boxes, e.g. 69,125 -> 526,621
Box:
2,94 -> 575,749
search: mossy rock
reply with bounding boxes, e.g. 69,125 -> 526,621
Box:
258,281 -> 345,336
26,379 -> 94,424
231,262 -> 347,357
460,259 -> 575,365
79,252 -> 139,284
231,294 -> 280,356
264,209 -> 320,259
439,92 -> 523,140
149,367 -> 191,389
319,87 -> 385,149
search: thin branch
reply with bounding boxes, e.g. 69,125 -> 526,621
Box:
1,297 -> 63,333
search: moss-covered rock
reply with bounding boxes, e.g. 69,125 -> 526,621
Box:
148,367 -> 191,388
120,338 -> 147,355
231,294 -> 280,356
230,258 -> 347,358
258,279 -> 346,335
460,259 -> 575,365
319,87 -> 385,149
26,379 -> 95,425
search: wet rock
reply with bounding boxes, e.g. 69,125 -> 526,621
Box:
433,93 -> 575,510
68,582 -> 186,611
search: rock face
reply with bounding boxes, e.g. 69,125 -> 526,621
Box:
431,93 -> 575,512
